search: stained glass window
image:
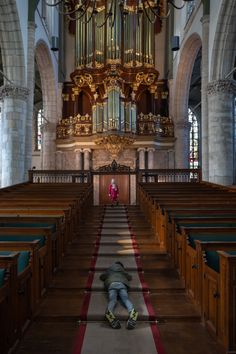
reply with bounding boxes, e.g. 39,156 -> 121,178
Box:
186,1 -> 196,21
188,108 -> 199,169
35,108 -> 43,151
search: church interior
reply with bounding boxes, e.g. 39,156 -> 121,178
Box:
0,0 -> 236,353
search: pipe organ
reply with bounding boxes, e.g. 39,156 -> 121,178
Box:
57,0 -> 174,171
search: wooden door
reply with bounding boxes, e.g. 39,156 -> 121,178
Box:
99,175 -> 130,205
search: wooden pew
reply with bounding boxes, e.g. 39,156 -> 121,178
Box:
181,236 -> 236,305
0,266 -> 10,354
0,252 -> 32,350
166,210 -> 236,255
0,211 -> 68,255
138,182 -> 236,353
0,226 -> 58,284
0,241 -> 41,312
203,250 -> 236,353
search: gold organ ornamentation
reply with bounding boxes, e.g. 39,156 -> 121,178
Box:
57,114 -> 92,138
94,134 -> 135,159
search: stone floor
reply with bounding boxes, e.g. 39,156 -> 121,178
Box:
15,205 -> 224,354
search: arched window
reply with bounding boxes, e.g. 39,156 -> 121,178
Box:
188,108 -> 199,169
186,0 -> 195,21
35,108 -> 43,151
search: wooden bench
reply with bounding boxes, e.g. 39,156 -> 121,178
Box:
138,182 -> 236,353
0,235 -> 46,304
0,225 -> 60,279
0,252 -> 32,350
0,266 -> 10,354
0,240 -> 41,312
202,250 -> 236,352
176,226 -> 236,279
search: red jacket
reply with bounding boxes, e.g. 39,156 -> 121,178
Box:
109,183 -> 119,201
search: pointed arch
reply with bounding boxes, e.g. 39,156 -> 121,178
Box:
35,40 -> 57,169
173,33 -> 202,168
174,33 -> 202,122
210,0 -> 236,80
0,0 -> 25,85
35,40 -> 57,124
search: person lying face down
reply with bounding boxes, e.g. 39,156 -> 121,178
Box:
100,261 -> 138,329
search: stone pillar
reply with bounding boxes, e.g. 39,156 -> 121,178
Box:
131,103 -> 137,133
75,149 -> 83,170
93,175 -> 99,205
168,79 -> 174,118
130,174 -> 136,205
25,21 -> 36,179
0,98 -> 2,186
201,15 -> 210,181
41,122 -> 56,169
137,148 -> 145,169
0,85 -> 29,187
208,80 -> 236,185
147,148 -> 155,182
83,148 -> 91,170
147,148 -> 155,169
175,121 -> 190,168
56,151 -> 64,170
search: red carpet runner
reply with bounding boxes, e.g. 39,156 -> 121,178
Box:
73,205 -> 166,354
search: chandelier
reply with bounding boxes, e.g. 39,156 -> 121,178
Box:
44,0 -> 194,25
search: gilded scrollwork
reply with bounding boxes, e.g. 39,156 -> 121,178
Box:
56,114 -> 92,138
133,72 -> 157,92
73,73 -> 93,88
94,134 -> 135,159
137,113 -> 174,137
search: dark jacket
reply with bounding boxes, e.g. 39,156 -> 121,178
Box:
99,263 -> 132,289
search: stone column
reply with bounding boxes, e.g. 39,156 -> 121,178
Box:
93,175 -> 99,205
0,85 -> 29,187
175,121 -> 190,168
201,15 -> 210,181
75,149 -> 83,170
208,80 -> 236,185
56,151 -> 64,170
147,148 -> 155,182
168,79 -> 174,118
137,148 -> 145,169
0,98 -> 2,186
130,174 -> 136,205
83,148 -> 91,170
25,21 -> 36,180
41,122 -> 56,169
147,148 -> 155,169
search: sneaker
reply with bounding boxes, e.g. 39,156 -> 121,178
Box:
127,309 -> 138,330
105,310 -> 121,329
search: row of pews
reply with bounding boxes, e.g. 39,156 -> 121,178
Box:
138,181 -> 236,354
0,181 -> 93,354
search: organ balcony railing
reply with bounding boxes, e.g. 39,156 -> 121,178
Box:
56,112 -> 174,139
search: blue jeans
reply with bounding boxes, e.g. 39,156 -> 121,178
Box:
107,282 -> 134,313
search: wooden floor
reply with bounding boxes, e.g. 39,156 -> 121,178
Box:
15,206 -> 223,354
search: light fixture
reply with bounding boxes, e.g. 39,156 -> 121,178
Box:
51,36 -> 59,51
43,0 -> 194,26
171,35 -> 180,51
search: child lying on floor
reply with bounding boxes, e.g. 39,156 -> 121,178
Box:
99,261 -> 138,329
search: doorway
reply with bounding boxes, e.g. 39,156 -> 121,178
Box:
99,175 -> 130,205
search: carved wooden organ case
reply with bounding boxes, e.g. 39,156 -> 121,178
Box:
57,0 -> 174,140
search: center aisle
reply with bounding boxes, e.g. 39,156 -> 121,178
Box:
73,205 -> 165,354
